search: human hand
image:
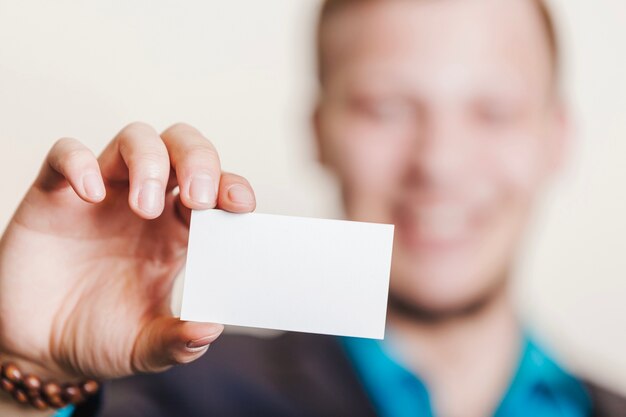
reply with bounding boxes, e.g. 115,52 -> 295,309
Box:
0,122 -> 256,382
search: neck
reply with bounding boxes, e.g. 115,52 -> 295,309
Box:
386,286 -> 522,417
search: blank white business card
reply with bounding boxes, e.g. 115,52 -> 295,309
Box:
180,210 -> 394,339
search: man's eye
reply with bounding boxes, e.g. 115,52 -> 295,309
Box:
354,99 -> 411,121
474,103 -> 517,125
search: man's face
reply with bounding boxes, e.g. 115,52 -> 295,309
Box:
316,0 -> 566,314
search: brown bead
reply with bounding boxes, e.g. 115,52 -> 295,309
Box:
2,363 -> 22,383
12,388 -> 28,404
42,381 -> 62,398
47,394 -> 67,409
0,362 -> 99,409
0,377 -> 15,393
62,384 -> 84,403
30,396 -> 48,410
23,374 -> 42,391
81,379 -> 100,396
27,388 -> 41,398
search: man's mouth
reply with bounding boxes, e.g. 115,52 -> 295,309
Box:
394,203 -> 475,253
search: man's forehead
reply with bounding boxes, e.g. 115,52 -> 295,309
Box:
320,0 -> 554,88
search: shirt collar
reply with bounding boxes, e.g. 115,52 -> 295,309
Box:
341,334 -> 592,417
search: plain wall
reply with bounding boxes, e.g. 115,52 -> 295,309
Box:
1,0 -> 625,392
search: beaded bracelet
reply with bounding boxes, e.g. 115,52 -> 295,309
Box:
0,362 -> 100,410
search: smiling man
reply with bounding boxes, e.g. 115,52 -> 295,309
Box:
0,0 -> 625,416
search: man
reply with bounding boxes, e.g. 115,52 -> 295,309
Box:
0,0 -> 624,416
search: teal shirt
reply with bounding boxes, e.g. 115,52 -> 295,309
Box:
54,405 -> 75,417
341,336 -> 592,417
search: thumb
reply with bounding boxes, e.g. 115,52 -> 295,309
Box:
131,317 -> 224,373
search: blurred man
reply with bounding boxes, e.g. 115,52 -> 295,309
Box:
0,0 -> 625,416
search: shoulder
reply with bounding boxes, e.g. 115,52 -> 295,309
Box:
584,380 -> 626,417
87,332 -> 375,417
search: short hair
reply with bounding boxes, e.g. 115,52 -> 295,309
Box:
316,0 -> 560,84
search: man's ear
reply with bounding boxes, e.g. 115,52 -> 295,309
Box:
312,99 -> 328,166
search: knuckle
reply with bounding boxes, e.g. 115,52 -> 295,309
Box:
118,139 -> 169,171
51,137 -> 78,151
131,152 -> 170,177
130,351 -> 151,374
137,149 -> 169,164
122,121 -> 154,135
58,148 -> 93,172
117,122 -> 157,144
163,122 -> 197,136
182,145 -> 220,167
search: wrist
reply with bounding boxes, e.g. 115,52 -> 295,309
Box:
0,359 -> 99,413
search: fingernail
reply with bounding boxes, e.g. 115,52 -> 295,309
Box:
83,173 -> 105,200
186,335 -> 213,350
138,179 -> 163,214
227,184 -> 254,205
189,175 -> 216,205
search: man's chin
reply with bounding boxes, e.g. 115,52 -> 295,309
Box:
387,279 -> 508,323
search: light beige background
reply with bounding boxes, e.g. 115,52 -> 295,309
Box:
1,0 -> 625,392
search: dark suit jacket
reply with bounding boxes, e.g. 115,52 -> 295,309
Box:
76,332 -> 626,417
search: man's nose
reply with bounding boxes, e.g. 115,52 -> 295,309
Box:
407,115 -> 470,188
